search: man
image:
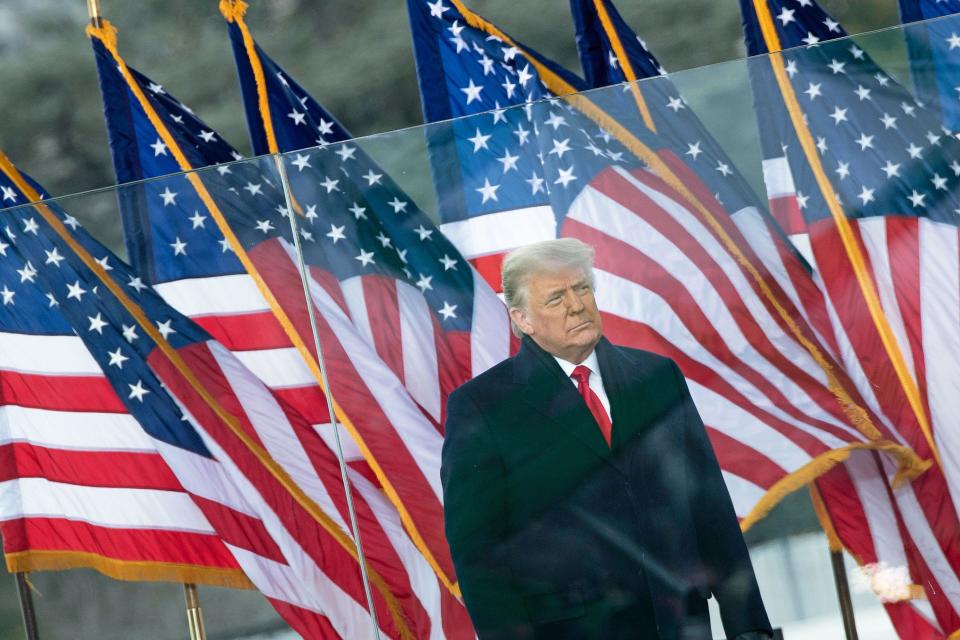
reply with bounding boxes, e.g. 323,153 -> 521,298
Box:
442,239 -> 772,639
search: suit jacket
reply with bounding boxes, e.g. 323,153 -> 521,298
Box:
441,336 -> 771,639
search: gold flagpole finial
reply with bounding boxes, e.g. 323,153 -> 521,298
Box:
86,0 -> 102,27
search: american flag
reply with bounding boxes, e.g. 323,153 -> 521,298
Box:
740,0 -> 960,632
407,0 -> 927,537
0,157 -> 249,590
92,14 -> 499,638
0,154 -> 416,639
898,2 -> 960,131
573,0 -> 952,635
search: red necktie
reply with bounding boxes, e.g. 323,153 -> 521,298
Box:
571,365 -> 612,447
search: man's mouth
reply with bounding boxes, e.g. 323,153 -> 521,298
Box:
569,320 -> 592,333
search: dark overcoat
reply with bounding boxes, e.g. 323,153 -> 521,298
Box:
441,336 -> 771,639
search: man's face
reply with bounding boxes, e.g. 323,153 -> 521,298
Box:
510,266 -> 603,363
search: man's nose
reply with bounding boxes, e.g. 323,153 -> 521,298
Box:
564,288 -> 585,312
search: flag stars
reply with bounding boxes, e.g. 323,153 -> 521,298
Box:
107,347 -> 128,369
439,254 -> 458,271
320,176 -> 340,193
66,280 -> 87,301
850,46 -> 865,60
776,6 -> 795,25
804,82 -> 822,100
526,172 -> 545,195
255,220 -> 275,234
128,380 -> 150,402
715,162 -> 732,177
363,169 -> 383,186
170,237 -> 187,256
0,286 -> 13,306
44,247 -> 64,267
1,186 -> 16,202
157,319 -> 176,339
16,262 -> 36,283
388,198 -> 408,214
816,136 -> 828,154
45,293 -> 58,307
827,59 -> 847,74
317,118 -> 334,137
906,143 -> 923,159
824,17 -> 840,32
438,301 -> 458,320
951,160 -> 960,177
150,138 -> 168,156
243,182 -> 264,196
349,203 -> 368,219
188,211 -> 207,229
22,218 -> 38,235
857,185 -> 875,205
836,161 -> 851,180
476,178 -> 500,203
502,79 -> 517,99
128,276 -> 147,293
147,82 -> 164,94
796,191 -> 809,209
855,133 -> 874,150
925,131 -> 942,146
63,214 -> 79,230
801,33 -> 820,46
549,138 -> 572,159
375,231 -> 392,248
932,173 -> 948,190
785,59 -> 798,78
880,113 -> 898,130
854,85 -> 872,101
554,167 -> 577,187
287,109 -> 306,126
159,187 -> 178,206
498,149 -> 520,173
468,128 -> 492,152
517,64 -> 533,87
513,124 -> 530,145
325,224 -> 346,243
901,102 -> 917,117
88,313 -> 108,334
416,274 -> 433,292
334,145 -> 356,162
96,256 -> 112,272
881,160 -> 901,178
478,53 -> 495,76
291,154 -> 311,171
908,190 -> 926,208
414,225 -> 433,241
948,32 -> 960,50
461,79 -> 483,105
355,249 -> 376,267
0,240 -> 8,256
427,0 -> 447,18
685,141 -> 703,160
544,112 -> 567,130
666,97 -> 685,112
829,106 -> 848,125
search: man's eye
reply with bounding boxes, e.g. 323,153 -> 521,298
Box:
576,284 -> 591,293
546,297 -> 562,306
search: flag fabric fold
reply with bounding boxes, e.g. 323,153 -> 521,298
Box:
406,0 -> 925,536
0,161 -> 250,590
738,0 -> 960,631
0,154 -> 410,639
91,12 -> 494,638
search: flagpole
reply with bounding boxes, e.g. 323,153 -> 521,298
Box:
86,0 -> 102,28
809,485 -> 858,640
829,550 -> 859,640
274,153 -> 382,639
14,573 -> 40,640
183,583 -> 207,640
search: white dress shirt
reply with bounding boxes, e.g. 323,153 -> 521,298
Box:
554,350 -> 612,422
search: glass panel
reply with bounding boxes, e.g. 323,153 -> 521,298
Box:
2,12 -> 958,639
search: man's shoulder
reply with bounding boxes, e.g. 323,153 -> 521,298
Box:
605,342 -> 678,377
450,354 -> 517,403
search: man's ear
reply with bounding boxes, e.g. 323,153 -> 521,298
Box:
509,307 -> 532,336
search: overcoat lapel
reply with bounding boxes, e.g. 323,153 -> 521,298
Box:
595,337 -> 648,451
514,337 -> 617,468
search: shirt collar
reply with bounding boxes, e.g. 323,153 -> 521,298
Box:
554,350 -> 601,380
